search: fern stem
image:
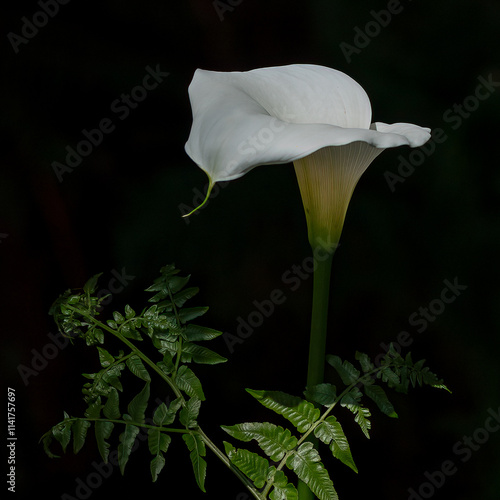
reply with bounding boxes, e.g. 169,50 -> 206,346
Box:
65,416 -> 190,434
166,281 -> 184,378
197,428 -> 264,500
65,305 -> 184,400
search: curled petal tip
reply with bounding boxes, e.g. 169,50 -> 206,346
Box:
182,179 -> 214,218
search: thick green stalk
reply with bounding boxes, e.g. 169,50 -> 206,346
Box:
307,251 -> 335,388
298,248 -> 335,500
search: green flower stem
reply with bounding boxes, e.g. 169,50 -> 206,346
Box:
307,250 -> 335,388
298,247 -> 335,500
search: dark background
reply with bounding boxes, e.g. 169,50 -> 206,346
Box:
2,1 -> 500,499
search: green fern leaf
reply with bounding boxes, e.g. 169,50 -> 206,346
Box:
247,390 -> 320,433
223,441 -> 271,489
102,363 -> 125,392
344,402 -> 371,439
150,454 -> 166,482
364,384 -> 398,418
126,355 -> 151,382
95,420 -> 114,462
286,442 -> 338,500
72,419 -> 91,454
152,402 -> 169,426
119,322 -> 143,340
168,287 -> 200,311
183,432 -> 207,492
157,352 -> 175,376
145,269 -> 189,302
148,425 -> 171,481
168,274 -> 191,294
181,342 -> 227,365
355,351 -> 375,373
270,470 -> 299,500
83,273 -> 102,294
103,388 -> 121,420
117,418 -> 140,474
379,365 -> 400,386
314,416 -> 358,473
52,417 -> 73,453
96,347 -> 115,367
163,398 -> 183,426
127,383 -> 150,423
341,387 -> 362,406
431,382 -> 451,392
178,307 -> 209,323
113,311 -> 125,324
184,324 -> 223,342
175,365 -> 205,401
326,355 -> 360,385
417,365 -> 451,392
124,304 -> 136,319
148,429 -> 171,456
85,398 -> 103,419
221,422 -> 297,461
180,397 -> 201,429
355,408 -> 371,439
41,432 -> 59,459
304,383 -> 337,406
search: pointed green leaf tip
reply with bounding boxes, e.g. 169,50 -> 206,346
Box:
182,178 -> 214,218
246,389 -> 320,433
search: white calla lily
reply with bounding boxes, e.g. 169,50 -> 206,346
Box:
184,64 -> 430,248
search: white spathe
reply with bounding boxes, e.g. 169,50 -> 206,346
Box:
184,64 -> 431,247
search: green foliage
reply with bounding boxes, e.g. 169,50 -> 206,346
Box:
222,345 -> 449,500
183,432 -> 207,492
42,264 -> 449,500
286,442 -> 338,500
222,422 -> 298,462
117,418 -> 140,474
269,470 -> 298,500
314,416 -> 357,474
247,390 -> 320,433
95,420 -> 114,462
175,365 -> 205,400
42,264 -> 226,487
224,442 -> 272,489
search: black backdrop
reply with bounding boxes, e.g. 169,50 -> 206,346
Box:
2,1 -> 500,499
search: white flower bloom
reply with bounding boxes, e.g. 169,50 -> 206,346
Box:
184,64 -> 430,247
